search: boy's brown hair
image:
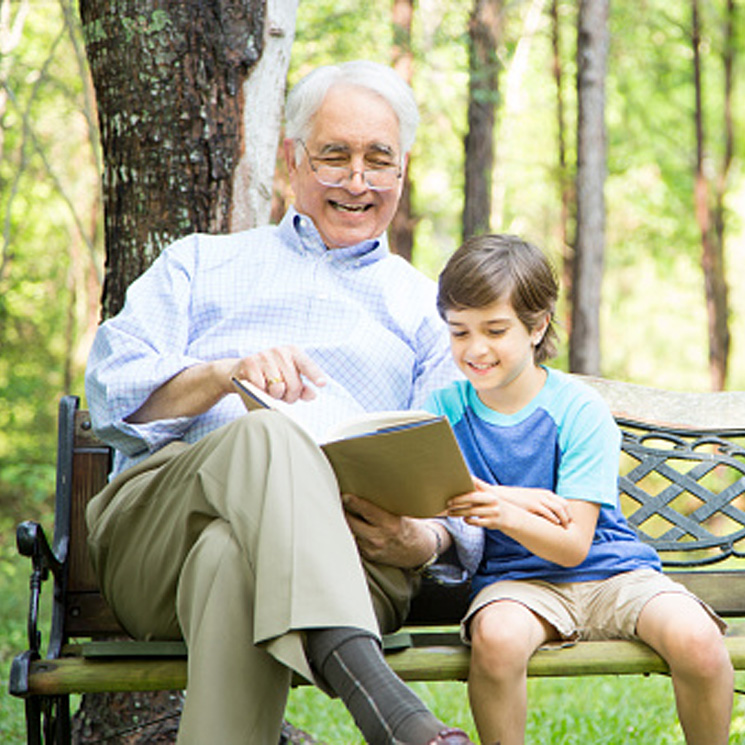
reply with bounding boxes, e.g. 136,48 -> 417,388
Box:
437,233 -> 559,364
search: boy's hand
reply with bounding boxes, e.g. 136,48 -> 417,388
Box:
472,478 -> 572,526
446,482 -> 510,530
447,479 -> 572,530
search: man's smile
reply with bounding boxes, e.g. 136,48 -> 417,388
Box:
329,199 -> 373,213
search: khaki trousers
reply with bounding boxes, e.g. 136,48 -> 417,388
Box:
86,411 -> 415,745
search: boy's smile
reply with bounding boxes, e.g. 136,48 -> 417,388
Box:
445,300 -> 548,413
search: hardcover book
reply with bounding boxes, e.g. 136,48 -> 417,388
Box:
232,377 -> 473,517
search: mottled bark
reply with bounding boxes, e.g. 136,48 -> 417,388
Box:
80,0 -> 265,317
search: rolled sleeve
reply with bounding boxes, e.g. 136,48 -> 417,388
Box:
427,516 -> 484,584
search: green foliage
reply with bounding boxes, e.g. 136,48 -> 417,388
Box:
0,1 -> 101,515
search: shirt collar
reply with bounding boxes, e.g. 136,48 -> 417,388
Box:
278,206 -> 390,267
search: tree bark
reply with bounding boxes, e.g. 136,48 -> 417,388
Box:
389,0 -> 416,262
74,0 -> 295,741
80,0 -> 270,317
693,0 -> 732,390
463,0 -> 501,241
570,0 -> 608,375
550,0 -> 573,330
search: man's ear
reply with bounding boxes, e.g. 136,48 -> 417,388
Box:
283,138 -> 298,175
401,152 -> 410,179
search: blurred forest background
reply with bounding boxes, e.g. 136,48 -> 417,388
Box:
1,0 -> 745,741
2,0 -> 745,528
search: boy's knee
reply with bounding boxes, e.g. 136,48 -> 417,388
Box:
664,623 -> 731,680
470,607 -> 533,675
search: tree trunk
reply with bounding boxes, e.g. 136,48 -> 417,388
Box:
569,0 -> 608,375
463,0 -> 501,241
550,0 -> 573,331
80,0 -> 282,316
389,0 -> 416,262
693,0 -> 732,391
74,0 -> 296,741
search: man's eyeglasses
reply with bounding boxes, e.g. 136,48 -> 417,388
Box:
297,140 -> 402,192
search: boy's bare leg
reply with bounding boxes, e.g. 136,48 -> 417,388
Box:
467,601 -> 554,745
636,593 -> 733,745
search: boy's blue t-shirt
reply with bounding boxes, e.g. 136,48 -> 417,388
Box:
425,369 -> 661,596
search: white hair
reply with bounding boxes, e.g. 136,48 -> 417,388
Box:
285,60 -> 420,158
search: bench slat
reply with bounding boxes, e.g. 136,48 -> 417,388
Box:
22,633 -> 745,696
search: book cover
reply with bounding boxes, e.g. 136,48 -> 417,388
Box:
231,377 -> 473,517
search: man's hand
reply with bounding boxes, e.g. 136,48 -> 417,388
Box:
342,493 -> 448,570
230,345 -> 327,403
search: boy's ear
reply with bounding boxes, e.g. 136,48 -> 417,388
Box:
531,313 -> 551,346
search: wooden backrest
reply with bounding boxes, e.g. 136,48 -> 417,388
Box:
56,397 -> 124,638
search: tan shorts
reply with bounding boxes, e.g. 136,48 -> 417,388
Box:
462,568 -> 726,645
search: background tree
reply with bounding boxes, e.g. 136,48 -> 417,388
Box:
463,0 -> 501,240
570,0 -> 608,375
0,0 -> 102,524
550,0 -> 573,327
389,0 -> 417,261
73,0 -> 297,740
692,0 -> 734,390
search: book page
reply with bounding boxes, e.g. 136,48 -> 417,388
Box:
324,409 -> 436,441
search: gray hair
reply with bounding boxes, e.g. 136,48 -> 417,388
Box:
285,60 -> 420,159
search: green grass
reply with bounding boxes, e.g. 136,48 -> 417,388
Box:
4,524 -> 745,744
285,675 -> 745,744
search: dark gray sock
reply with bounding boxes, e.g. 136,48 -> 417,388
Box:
305,627 -> 445,745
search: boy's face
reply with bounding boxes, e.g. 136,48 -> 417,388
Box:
445,299 -> 548,413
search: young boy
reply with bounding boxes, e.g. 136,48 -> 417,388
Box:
424,234 -> 733,745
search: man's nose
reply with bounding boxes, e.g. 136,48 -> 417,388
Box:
344,164 -> 368,194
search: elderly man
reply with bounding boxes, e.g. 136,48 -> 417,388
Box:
85,60 -> 471,745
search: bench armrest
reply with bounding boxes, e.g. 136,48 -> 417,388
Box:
16,520 -> 67,658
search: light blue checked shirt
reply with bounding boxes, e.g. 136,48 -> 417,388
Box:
85,207 -> 460,479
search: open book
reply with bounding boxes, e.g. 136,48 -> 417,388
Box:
232,377 -> 473,518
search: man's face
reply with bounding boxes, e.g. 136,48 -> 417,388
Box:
285,84 -> 406,250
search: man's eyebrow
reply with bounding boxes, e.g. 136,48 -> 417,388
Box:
315,142 -> 398,158
317,143 -> 351,156
367,143 -> 397,157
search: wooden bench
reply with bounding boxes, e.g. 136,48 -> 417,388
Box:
9,378 -> 745,743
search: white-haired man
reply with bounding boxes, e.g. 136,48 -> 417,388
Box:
85,60 -> 471,745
